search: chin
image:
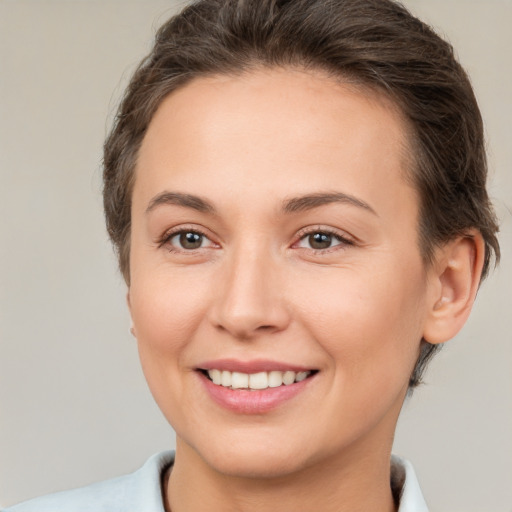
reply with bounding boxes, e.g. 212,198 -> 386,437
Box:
180,426 -> 318,479
207,449 -> 311,479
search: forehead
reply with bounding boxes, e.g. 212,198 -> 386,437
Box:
135,67 -> 418,222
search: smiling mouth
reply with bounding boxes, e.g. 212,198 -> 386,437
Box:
200,369 -> 318,391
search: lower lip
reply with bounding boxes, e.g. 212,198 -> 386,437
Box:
198,372 -> 316,414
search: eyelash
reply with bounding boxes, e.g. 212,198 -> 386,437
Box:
294,226 -> 355,253
157,226 -> 214,253
157,226 -> 355,254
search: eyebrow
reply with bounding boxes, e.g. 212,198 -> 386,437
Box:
145,190 -> 377,216
282,192 -> 377,216
146,192 -> 216,214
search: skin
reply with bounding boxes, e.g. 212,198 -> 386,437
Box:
128,68 -> 484,512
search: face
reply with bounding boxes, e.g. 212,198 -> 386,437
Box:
129,68 -> 433,478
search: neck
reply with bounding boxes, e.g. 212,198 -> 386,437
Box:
166,436 -> 397,512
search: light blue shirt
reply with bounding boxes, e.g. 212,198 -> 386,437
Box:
3,452 -> 428,511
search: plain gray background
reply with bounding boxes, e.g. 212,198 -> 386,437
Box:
1,1 -> 511,510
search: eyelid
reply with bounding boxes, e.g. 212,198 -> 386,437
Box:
156,224 -> 219,250
156,224 -> 356,253
293,225 -> 356,250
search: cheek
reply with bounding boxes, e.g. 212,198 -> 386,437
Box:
294,262 -> 426,386
128,270 -> 211,406
130,268 -> 210,349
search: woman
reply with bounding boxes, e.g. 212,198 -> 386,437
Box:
5,0 -> 500,511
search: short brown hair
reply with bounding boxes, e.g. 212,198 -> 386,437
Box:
103,0 -> 499,388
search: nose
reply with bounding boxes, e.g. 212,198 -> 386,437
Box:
208,243 -> 291,340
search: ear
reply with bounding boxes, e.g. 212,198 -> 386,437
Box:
127,291 -> 136,338
423,231 -> 485,344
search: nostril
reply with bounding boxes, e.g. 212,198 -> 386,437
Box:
211,316 -> 285,340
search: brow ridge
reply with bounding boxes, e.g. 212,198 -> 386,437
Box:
146,192 -> 216,214
282,192 -> 377,215
145,190 -> 376,217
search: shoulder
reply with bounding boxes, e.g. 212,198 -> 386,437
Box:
3,451 -> 174,512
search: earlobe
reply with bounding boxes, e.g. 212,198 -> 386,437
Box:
423,231 -> 485,345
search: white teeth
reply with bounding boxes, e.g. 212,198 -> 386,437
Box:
231,372 -> 249,389
209,369 -> 222,385
282,370 -> 296,385
249,372 -> 268,389
295,371 -> 309,382
268,371 -> 283,388
221,370 -> 232,387
206,369 -> 312,390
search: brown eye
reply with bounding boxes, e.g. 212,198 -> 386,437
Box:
296,229 -> 351,252
308,232 -> 334,249
170,231 -> 206,250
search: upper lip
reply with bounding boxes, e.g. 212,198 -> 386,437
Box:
197,359 -> 315,373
